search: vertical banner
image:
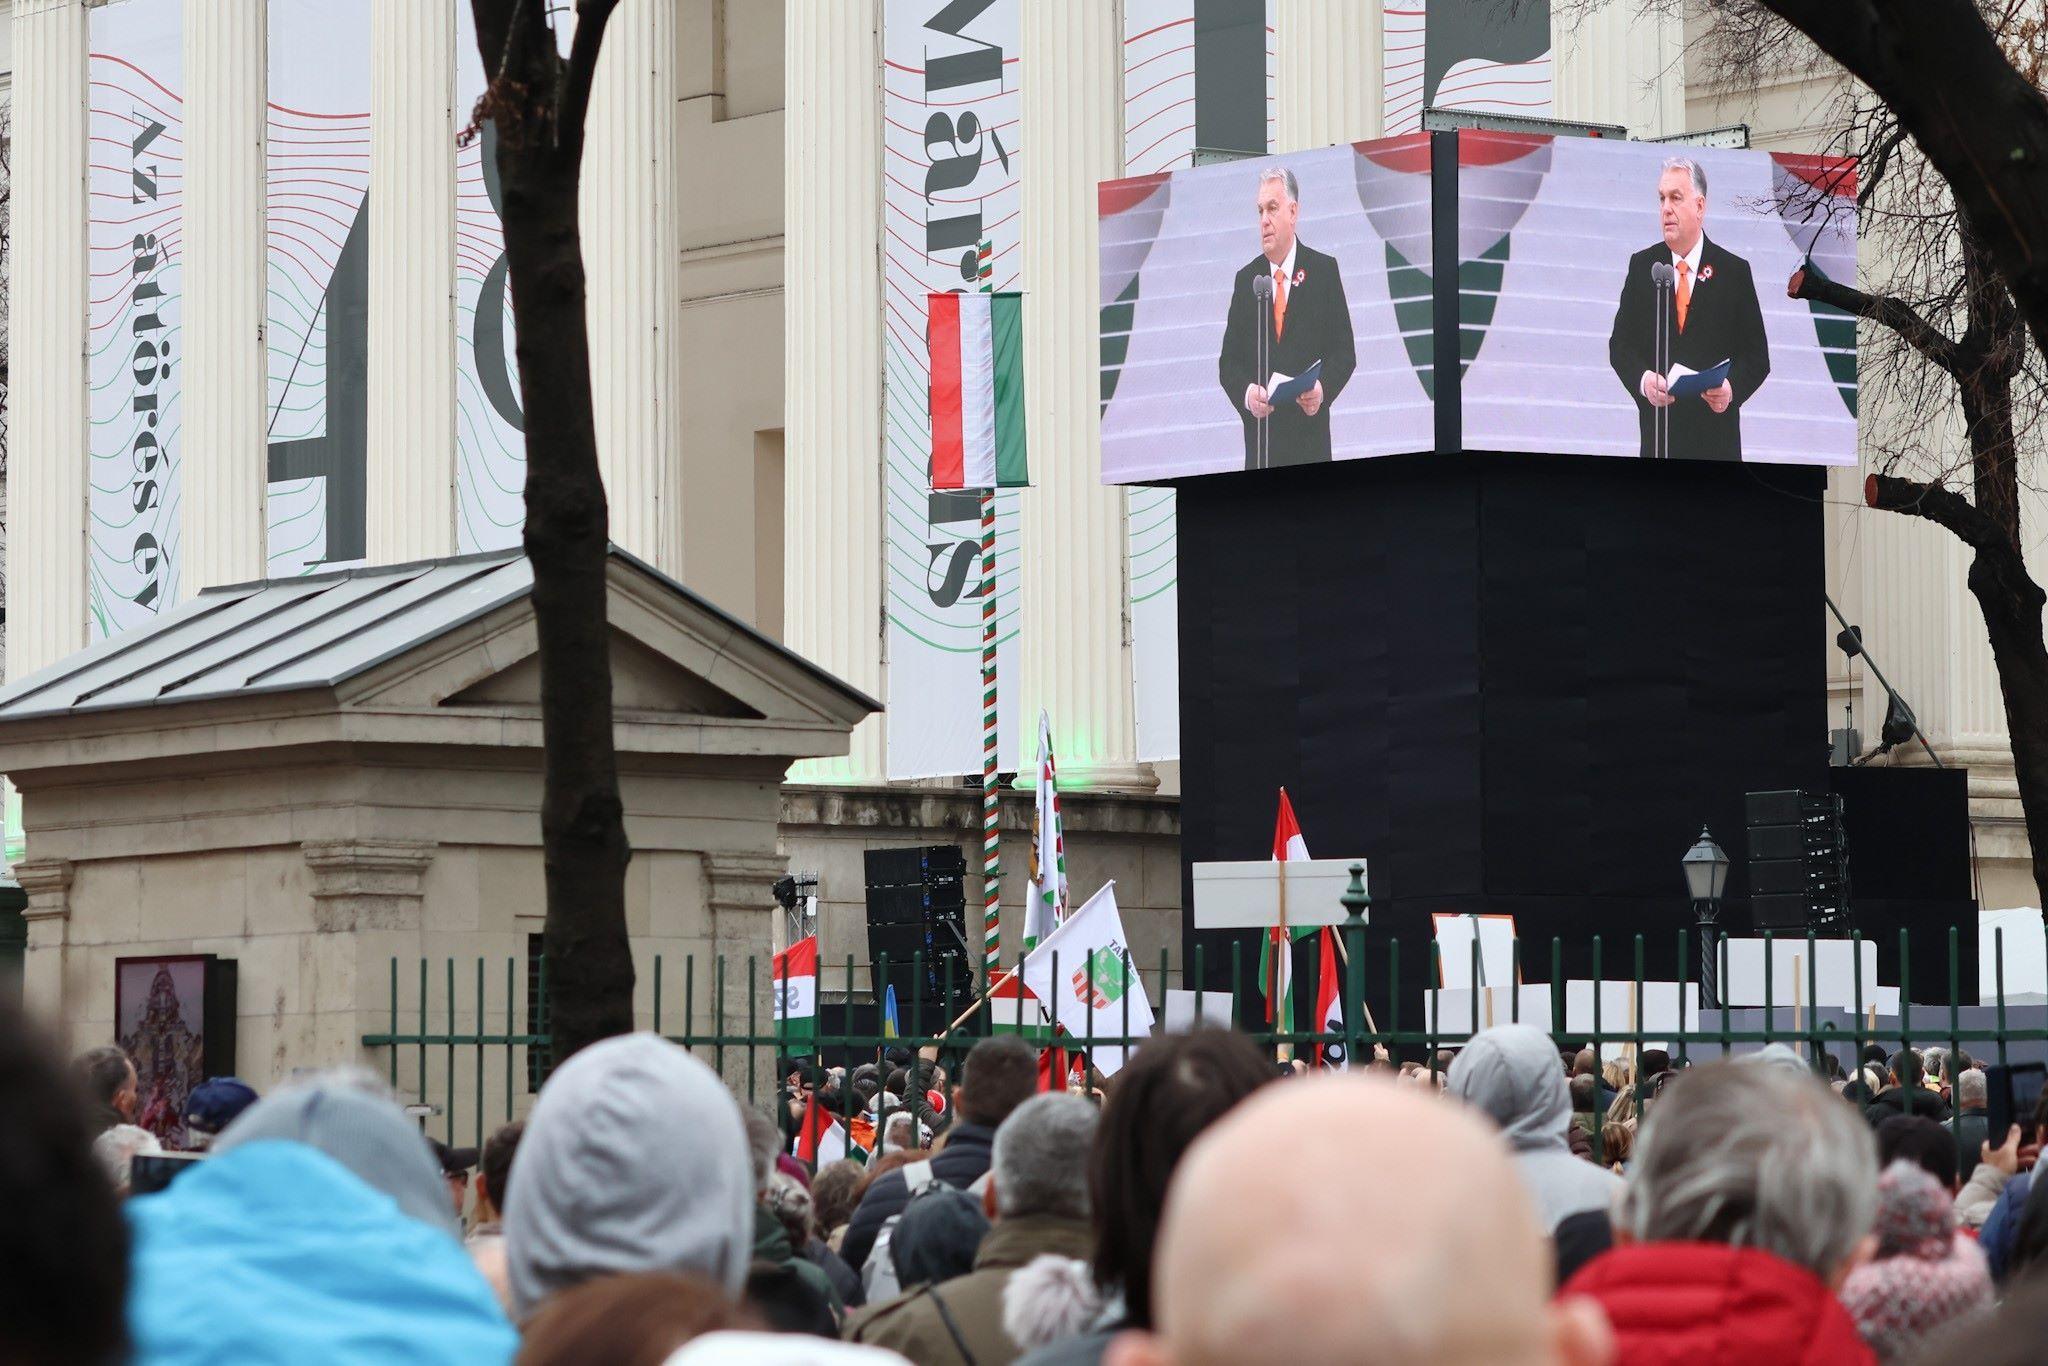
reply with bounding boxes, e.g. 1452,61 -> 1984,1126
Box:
882,2 -> 1023,779
88,0 -> 184,640
1118,1 -> 1274,761
453,4 -> 575,554
1383,0 -> 1553,136
266,0 -> 371,577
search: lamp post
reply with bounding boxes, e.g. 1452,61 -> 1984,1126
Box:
1683,827 -> 1730,1009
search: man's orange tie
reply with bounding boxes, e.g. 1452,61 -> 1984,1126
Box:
1273,267 -> 1288,341
1675,259 -> 1692,333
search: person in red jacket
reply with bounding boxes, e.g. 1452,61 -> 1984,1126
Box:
1562,1059 -> 1880,1364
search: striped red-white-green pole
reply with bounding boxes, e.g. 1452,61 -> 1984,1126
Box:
977,242 -> 1002,973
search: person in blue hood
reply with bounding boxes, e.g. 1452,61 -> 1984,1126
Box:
124,1073 -> 516,1365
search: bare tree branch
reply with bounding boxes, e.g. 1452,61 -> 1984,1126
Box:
1789,263 -> 1965,378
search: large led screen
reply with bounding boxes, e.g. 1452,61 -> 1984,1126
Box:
1098,133 -> 1856,481
1459,132 -> 1856,465
1099,136 -> 1439,482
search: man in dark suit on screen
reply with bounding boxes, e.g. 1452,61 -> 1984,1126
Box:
1607,156 -> 1771,462
1218,167 -> 1357,470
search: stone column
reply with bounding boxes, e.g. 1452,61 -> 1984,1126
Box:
1553,0 -> 1685,137
366,0 -> 457,564
582,0 -> 685,574
1019,0 -> 1152,792
301,838 -> 436,932
10,0 -> 90,677
180,1 -> 268,594
1274,0 -> 1382,151
16,859 -> 74,1027
705,849 -> 786,1089
783,0 -> 885,783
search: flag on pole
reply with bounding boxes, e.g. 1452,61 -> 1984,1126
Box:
793,1095 -> 875,1167
1016,882 -> 1155,1075
1259,790 -> 1317,1031
929,292 -> 1028,490
774,935 -> 819,1042
881,984 -> 901,1040
1313,928 -> 1349,1069
1024,710 -> 1068,951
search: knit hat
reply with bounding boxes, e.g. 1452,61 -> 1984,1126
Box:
182,1076 -> 260,1147
890,1183 -> 989,1289
212,1079 -> 456,1235
1839,1160 -> 1993,1359
504,1033 -> 754,1320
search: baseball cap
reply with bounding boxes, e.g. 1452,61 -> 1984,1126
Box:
182,1077 -> 260,1147
429,1138 -> 479,1177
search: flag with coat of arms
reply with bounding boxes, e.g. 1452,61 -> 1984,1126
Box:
773,935 -> 818,1041
1015,881 -> 1154,1075
1260,789 -> 1318,1036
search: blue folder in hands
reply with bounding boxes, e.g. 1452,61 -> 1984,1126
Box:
1668,359 -> 1731,400
1265,359 -> 1324,406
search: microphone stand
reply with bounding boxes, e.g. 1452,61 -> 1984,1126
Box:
1252,272 -> 1273,470
1650,263 -> 1674,461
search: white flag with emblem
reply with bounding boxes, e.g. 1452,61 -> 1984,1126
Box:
1016,882 -> 1154,1075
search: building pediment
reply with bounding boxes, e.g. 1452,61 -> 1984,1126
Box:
0,547 -> 878,776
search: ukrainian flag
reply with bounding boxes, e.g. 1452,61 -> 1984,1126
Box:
882,984 -> 901,1040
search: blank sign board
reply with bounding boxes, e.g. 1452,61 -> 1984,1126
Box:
1191,859 -> 1368,930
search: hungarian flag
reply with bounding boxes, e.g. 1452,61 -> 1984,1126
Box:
1313,928 -> 1349,1069
792,1094 -> 873,1167
989,968 -> 1056,1042
1259,790 -> 1317,1031
774,936 -> 818,1041
928,292 -> 1028,490
1023,710 -> 1068,951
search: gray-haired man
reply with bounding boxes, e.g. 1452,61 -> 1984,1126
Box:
1217,166 -> 1357,470
1562,1060 -> 1877,1359
1606,156 -> 1770,462
851,1093 -> 1097,1365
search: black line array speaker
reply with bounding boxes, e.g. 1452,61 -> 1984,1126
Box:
863,846 -> 971,1012
1745,789 -> 1851,933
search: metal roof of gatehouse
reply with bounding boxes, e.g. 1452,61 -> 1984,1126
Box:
0,546 -> 878,722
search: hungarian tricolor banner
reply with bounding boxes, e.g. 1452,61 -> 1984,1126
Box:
774,936 -> 818,1041
928,292 -> 1028,490
1260,789 -> 1317,1031
792,1094 -> 872,1167
1313,928 -> 1349,1069
1023,709 -> 1068,951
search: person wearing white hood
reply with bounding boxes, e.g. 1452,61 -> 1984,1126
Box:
1447,1025 -> 1624,1233
506,1033 -> 756,1321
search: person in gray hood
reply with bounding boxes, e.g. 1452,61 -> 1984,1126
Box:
213,1070 -> 457,1236
1446,1025 -> 1623,1233
505,1033 -> 754,1321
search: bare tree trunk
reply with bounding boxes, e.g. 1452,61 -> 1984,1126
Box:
470,0 -> 632,1061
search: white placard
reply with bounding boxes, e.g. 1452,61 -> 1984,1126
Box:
1191,859 -> 1368,930
1720,937 -> 1879,1011
1980,907 -> 2048,1003
1433,912 -> 1519,990
1161,989 -> 1236,1034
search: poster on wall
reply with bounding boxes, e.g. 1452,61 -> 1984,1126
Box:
266,0 -> 371,578
88,0 -> 183,640
882,0 -> 1024,779
1098,137 -> 1437,483
1457,135 -> 1858,465
116,954 -> 236,1150
1118,0 -> 1274,763
1383,0 -> 1554,137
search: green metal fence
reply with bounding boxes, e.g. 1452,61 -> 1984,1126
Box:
363,874 -> 2048,1154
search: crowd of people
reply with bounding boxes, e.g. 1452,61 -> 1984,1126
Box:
12,999 -> 2048,1364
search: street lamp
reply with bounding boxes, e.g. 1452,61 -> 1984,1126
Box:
1682,827 -> 1730,1009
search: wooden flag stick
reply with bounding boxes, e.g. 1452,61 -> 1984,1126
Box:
1327,931 -> 1382,1037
